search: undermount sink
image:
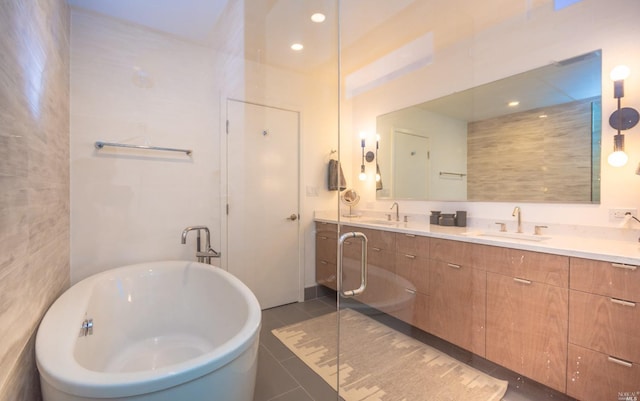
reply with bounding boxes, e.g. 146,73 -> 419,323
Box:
358,219 -> 399,226
464,231 -> 551,242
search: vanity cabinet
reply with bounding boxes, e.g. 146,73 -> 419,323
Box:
484,247 -> 569,393
428,239 -> 486,356
315,222 -> 338,290
391,233 -> 430,332
566,258 -> 640,401
314,220 -> 640,399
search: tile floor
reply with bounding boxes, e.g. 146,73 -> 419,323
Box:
254,296 -> 577,401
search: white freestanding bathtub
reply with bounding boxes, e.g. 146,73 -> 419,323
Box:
36,261 -> 261,401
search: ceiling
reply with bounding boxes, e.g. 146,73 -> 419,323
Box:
66,0 -> 416,73
66,0 -> 230,44
414,50 -> 601,122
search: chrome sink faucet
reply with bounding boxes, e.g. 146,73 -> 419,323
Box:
512,206 -> 523,233
390,202 -> 400,221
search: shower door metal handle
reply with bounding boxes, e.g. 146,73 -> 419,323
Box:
338,232 -> 368,298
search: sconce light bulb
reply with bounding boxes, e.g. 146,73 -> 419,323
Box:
610,65 -> 630,81
608,150 -> 628,167
359,165 -> 366,181
376,173 -> 381,182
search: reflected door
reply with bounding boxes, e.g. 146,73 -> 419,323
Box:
393,130 -> 430,199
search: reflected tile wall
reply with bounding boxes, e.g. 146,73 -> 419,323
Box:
0,0 -> 70,399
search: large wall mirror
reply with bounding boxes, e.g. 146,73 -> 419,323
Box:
376,50 -> 602,203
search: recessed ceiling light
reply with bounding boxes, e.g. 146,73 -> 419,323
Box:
539,114 -> 548,118
311,13 -> 326,23
508,101 -> 520,107
291,43 -> 304,51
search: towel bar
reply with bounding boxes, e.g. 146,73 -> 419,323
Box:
95,141 -> 192,156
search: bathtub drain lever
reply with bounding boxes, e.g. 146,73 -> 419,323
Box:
80,318 -> 93,337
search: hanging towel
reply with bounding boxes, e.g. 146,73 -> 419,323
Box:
328,159 -> 347,191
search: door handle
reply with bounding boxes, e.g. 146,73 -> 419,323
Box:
287,214 -> 298,221
338,231 -> 368,298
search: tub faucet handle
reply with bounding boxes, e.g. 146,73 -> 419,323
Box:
495,222 -> 507,232
534,225 -> 548,235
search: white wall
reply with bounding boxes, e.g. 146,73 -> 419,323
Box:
347,0 -> 640,230
70,7 -> 340,289
70,9 -> 222,282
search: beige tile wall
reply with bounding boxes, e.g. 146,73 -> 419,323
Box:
0,0 -> 70,400
468,98 -> 597,202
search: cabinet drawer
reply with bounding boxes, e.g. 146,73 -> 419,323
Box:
368,248 -> 395,274
316,234 -> 337,263
316,259 -> 337,290
343,240 -> 395,272
395,253 -> 429,294
570,257 -> 640,302
569,290 -> 640,363
396,233 -> 429,259
343,225 -> 395,252
316,222 -> 338,237
567,343 -> 640,401
430,238 -> 475,266
478,244 -> 568,287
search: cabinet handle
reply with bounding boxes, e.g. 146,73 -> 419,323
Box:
513,277 -> 532,285
404,288 -> 417,295
612,263 -> 638,271
611,298 -> 636,307
344,240 -> 351,245
607,356 -> 633,368
404,254 -> 416,259
371,247 -> 382,252
319,236 -> 328,240
447,263 -> 461,269
405,234 -> 416,238
319,260 -> 328,265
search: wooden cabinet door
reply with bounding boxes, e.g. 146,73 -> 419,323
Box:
567,344 -> 640,401
428,260 -> 486,356
486,272 -> 568,393
569,290 -> 640,364
389,289 -> 430,333
315,224 -> 337,290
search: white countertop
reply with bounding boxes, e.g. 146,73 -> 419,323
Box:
315,212 -> 640,266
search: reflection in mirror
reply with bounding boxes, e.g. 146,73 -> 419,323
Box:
376,50 -> 602,203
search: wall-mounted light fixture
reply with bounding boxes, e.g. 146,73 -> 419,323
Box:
359,132 -> 367,180
607,65 -> 639,167
375,135 -> 383,190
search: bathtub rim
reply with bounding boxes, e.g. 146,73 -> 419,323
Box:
35,260 -> 261,399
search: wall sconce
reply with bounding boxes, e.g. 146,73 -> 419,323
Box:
359,132 -> 367,180
607,65 -> 639,167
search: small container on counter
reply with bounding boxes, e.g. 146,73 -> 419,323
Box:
430,211 -> 441,225
439,213 -> 455,226
455,211 -> 467,227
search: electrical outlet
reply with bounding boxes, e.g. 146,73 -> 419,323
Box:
609,208 -> 638,219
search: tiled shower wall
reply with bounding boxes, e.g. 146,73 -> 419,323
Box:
0,1 -> 70,400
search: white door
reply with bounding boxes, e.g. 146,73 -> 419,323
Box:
393,130 -> 430,199
226,99 -> 300,310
